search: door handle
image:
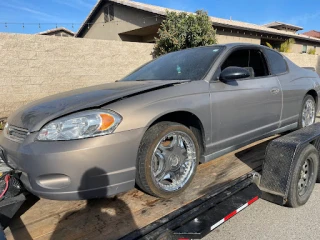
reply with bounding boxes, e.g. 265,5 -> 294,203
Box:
270,88 -> 280,95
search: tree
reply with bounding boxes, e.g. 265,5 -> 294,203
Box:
154,10 -> 217,57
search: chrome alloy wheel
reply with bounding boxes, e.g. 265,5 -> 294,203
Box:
298,158 -> 313,196
302,99 -> 316,128
151,131 -> 197,192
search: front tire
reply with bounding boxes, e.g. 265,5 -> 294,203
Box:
298,95 -> 316,129
136,121 -> 200,198
286,144 -> 319,208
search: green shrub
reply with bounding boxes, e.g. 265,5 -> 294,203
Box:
0,119 -> 6,130
279,38 -> 295,53
308,48 -> 316,55
266,42 -> 273,49
154,10 -> 217,57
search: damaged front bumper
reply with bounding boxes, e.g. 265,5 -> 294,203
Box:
0,128 -> 145,200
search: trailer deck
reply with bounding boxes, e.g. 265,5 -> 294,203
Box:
4,136 -> 275,240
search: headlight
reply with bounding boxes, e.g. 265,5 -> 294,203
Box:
37,110 -> 122,141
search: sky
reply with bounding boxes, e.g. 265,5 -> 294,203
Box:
0,0 -> 319,34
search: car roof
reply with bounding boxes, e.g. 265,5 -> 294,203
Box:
166,43 -> 274,54
214,43 -> 270,50
181,43 -> 271,52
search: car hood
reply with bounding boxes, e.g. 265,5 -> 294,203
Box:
8,80 -> 186,132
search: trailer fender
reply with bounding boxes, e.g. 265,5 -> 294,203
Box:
259,123 -> 320,205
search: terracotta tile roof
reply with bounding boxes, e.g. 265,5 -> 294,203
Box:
302,30 -> 320,39
38,27 -> 75,36
75,0 -> 320,44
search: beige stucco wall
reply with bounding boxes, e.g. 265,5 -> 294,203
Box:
1,32 -> 319,118
0,33 -> 154,118
291,40 -> 320,54
214,31 -> 261,45
284,53 -> 320,74
81,3 -> 159,41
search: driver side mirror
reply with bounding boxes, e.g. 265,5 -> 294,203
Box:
219,66 -> 251,82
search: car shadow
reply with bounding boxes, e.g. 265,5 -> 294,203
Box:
4,188 -> 39,240
9,193 -> 40,240
49,167 -> 139,240
234,140 -> 270,170
198,138 -> 273,196
223,79 -> 239,86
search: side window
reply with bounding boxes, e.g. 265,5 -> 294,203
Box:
221,49 -> 269,78
264,49 -> 288,75
221,50 -> 249,71
249,50 -> 269,77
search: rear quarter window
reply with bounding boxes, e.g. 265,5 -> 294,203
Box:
264,49 -> 288,75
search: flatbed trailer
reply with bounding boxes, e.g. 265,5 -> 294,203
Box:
2,123 -> 320,240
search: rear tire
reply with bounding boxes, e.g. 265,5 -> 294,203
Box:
136,121 -> 200,199
312,139 -> 320,183
298,95 -> 316,129
286,144 -> 319,208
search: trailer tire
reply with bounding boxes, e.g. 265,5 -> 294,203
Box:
286,144 -> 319,208
311,138 -> 320,183
136,121 -> 200,199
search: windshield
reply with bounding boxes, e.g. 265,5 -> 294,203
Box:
121,46 -> 223,81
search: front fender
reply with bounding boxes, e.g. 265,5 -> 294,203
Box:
105,80 -> 211,140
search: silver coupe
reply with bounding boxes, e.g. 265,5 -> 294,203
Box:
1,43 -> 319,200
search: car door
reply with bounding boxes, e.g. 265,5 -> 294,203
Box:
263,48 -> 303,128
208,47 -> 282,153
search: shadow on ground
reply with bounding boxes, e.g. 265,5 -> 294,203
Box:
198,138 -> 273,196
49,167 -> 139,240
6,193 -> 39,240
7,168 -> 139,240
